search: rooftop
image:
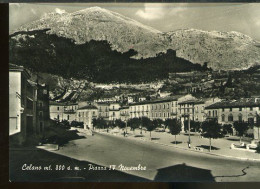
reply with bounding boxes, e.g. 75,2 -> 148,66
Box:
49,101 -> 78,106
78,105 -> 98,110
9,63 -> 31,78
205,98 -> 260,109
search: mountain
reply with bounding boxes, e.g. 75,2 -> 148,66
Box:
166,29 -> 260,70
16,6 -> 168,59
12,6 -> 260,70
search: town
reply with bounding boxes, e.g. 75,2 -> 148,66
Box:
9,63 -> 260,181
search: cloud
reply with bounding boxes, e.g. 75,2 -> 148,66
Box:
135,4 -> 165,20
55,8 -> 66,14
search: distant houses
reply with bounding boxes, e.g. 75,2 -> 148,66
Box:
48,93 -> 260,139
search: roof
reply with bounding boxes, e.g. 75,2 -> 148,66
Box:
120,106 -> 129,110
78,105 -> 98,110
49,101 -> 78,106
96,102 -> 110,105
178,99 -> 205,105
129,96 -> 181,106
9,63 -> 31,79
205,98 -> 260,109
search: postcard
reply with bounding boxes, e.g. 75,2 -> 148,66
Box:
9,2 -> 260,182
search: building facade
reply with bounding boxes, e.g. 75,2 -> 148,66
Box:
109,103 -> 121,121
9,64 -> 37,144
95,102 -> 110,121
49,102 -> 78,122
76,105 -> 98,129
119,106 -> 130,122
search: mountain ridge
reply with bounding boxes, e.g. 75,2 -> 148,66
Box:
12,6 -> 260,70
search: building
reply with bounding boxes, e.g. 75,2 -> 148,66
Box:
205,98 -> 260,139
205,98 -> 260,124
128,96 -> 181,121
95,102 -> 110,121
49,101 -> 78,122
119,106 -> 130,122
9,64 -> 37,144
178,96 -> 221,130
129,101 -> 151,119
109,103 -> 121,121
76,105 -> 98,129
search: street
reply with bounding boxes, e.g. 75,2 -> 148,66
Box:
50,132 -> 260,182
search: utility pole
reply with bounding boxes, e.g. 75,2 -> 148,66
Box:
188,113 -> 191,148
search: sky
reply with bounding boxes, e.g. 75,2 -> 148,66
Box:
9,3 -> 260,41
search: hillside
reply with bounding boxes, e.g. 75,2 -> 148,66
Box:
166,29 -> 260,70
12,6 -> 260,70
10,29 -> 203,84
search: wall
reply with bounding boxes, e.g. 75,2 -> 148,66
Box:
9,72 -> 22,135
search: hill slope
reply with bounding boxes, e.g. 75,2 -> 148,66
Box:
13,6 -> 260,70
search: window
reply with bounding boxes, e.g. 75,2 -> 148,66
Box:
238,114 -> 243,122
228,114 -> 233,122
57,115 -> 60,120
168,113 -> 170,117
113,106 -> 115,110
40,122 -> 43,132
239,107 -> 242,111
248,118 -> 254,126
39,111 -> 43,118
93,111 -> 95,115
208,111 -> 211,117
221,114 -> 225,122
57,106 -> 59,111
67,115 -> 70,120
163,104 -> 165,109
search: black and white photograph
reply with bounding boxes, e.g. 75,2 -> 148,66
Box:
8,2 -> 260,182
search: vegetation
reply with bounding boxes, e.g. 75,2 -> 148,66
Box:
141,117 -> 155,139
93,118 -> 107,130
201,119 -> 224,151
184,120 -> 201,132
165,119 -> 182,145
222,124 -> 233,135
233,121 -> 250,143
128,118 -> 141,134
115,119 -> 126,129
10,30 -> 205,84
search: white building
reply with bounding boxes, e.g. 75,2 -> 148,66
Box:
76,105 -> 98,129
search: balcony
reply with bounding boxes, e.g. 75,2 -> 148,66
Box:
64,109 -> 76,114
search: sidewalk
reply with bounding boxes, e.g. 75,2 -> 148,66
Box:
95,128 -> 260,162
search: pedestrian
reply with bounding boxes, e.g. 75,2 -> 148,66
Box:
123,131 -> 126,137
188,142 -> 191,149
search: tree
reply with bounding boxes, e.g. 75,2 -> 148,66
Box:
141,117 -> 155,139
201,119 -> 224,151
222,124 -> 233,135
115,119 -> 126,129
128,118 -> 140,135
165,119 -> 182,145
93,118 -> 107,131
184,120 -> 201,132
233,121 -> 250,143
256,114 -> 260,141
